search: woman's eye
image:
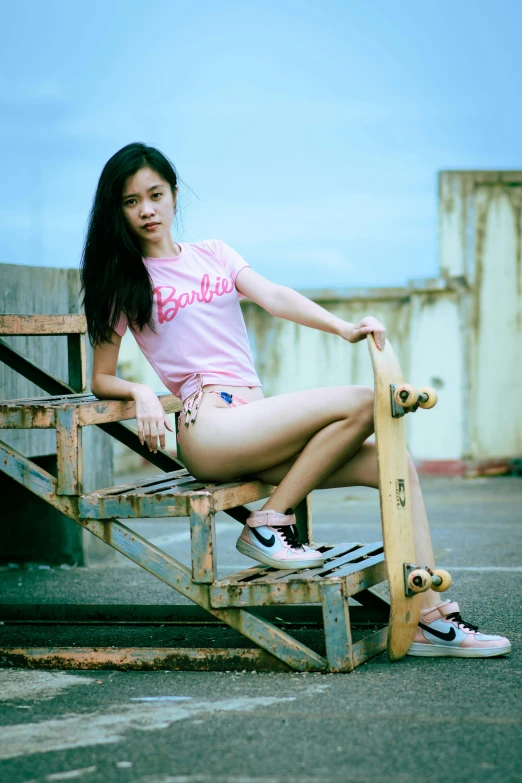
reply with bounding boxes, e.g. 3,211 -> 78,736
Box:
152,192 -> 162,198
124,199 -> 136,207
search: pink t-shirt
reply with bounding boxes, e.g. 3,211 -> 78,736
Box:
113,239 -> 262,401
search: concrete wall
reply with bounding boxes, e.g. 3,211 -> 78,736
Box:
0,264 -> 115,564
114,170 -> 522,475
439,172 -> 522,466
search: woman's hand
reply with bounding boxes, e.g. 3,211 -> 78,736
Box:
341,316 -> 387,351
130,384 -> 175,453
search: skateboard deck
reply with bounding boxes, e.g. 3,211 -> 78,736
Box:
368,335 -> 421,660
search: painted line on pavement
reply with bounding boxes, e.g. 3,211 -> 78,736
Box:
0,696 -> 296,760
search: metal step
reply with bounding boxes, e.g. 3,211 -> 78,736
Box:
210,542 -> 386,607
78,471 -> 275,519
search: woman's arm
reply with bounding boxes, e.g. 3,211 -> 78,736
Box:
91,333 -> 174,452
91,333 -> 142,399
235,266 -> 386,349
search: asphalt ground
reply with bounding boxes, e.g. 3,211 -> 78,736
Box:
0,476 -> 521,783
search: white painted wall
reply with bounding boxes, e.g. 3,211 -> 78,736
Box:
407,291 -> 463,461
438,172 -> 522,463
249,296 -> 410,398
470,186 -> 522,458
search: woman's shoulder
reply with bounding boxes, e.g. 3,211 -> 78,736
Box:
184,238 -> 224,253
179,239 -> 228,265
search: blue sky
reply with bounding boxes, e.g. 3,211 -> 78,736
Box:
1,0 -> 521,288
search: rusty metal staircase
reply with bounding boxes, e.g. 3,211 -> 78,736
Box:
0,314 -> 390,672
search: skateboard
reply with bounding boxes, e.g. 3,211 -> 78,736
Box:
367,335 -> 451,660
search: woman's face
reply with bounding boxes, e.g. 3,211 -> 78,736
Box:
121,166 -> 177,249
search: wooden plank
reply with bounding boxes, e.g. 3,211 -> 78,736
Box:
321,581 -> 353,672
319,548 -> 384,580
0,412 -> 186,482
78,491 -> 191,519
209,558 -> 387,610
303,541 -> 382,576
331,551 -> 384,580
67,333 -> 87,392
124,475 -> 198,495
0,646 -> 291,672
209,576 -> 320,608
89,474 -> 202,502
55,406 -> 82,495
96,469 -> 190,496
343,559 -> 388,596
0,406 -> 55,428
0,392 -> 180,426
350,626 -> 388,669
241,564 -> 316,586
280,542 -> 384,581
185,480 -> 275,511
79,394 -> 182,425
190,496 -> 216,584
0,393 -> 90,404
0,314 -> 87,335
211,564 -> 270,586
80,474 -> 272,520
254,542 -> 373,584
1,391 -> 173,408
320,541 -> 365,561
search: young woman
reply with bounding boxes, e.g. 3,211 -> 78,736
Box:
82,142 -> 511,659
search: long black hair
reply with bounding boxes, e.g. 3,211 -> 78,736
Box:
80,142 -> 179,347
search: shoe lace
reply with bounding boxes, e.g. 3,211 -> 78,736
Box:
274,524 -> 303,551
445,611 -> 479,633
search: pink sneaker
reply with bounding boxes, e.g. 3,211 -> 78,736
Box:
407,600 -> 512,657
236,508 -> 324,570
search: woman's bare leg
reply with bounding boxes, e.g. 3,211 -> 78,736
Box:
253,442 -> 439,610
179,387 -> 438,609
261,414 -> 375,512
179,385 -> 375,493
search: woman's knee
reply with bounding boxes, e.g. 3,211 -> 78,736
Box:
344,385 -> 374,427
360,384 -> 375,415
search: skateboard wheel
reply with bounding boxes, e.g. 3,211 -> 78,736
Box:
418,386 -> 438,409
394,384 -> 418,408
431,568 -> 452,592
406,568 -> 431,593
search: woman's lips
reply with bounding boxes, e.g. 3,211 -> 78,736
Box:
143,223 -> 159,231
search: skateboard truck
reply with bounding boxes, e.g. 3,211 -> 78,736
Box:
403,563 -> 452,596
390,384 -> 438,419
